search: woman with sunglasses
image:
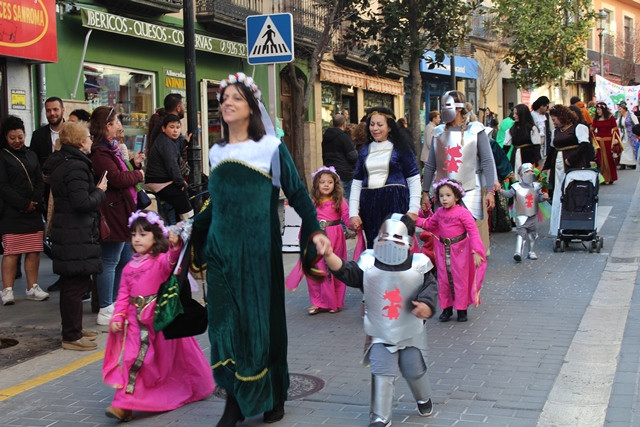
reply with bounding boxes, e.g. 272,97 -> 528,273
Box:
591,102 -> 620,184
89,106 -> 145,327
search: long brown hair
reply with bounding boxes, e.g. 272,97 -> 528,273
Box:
310,170 -> 343,212
90,105 -> 118,146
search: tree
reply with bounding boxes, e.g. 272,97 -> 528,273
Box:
476,41 -> 505,110
285,0 -> 356,185
488,0 -> 595,103
344,0 -> 480,155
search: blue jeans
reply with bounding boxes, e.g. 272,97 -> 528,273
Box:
96,241 -> 132,309
341,179 -> 352,202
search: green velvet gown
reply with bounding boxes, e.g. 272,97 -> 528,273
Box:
193,136 -> 321,417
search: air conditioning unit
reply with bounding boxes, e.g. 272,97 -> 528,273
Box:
574,65 -> 590,82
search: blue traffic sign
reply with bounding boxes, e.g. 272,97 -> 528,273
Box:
246,13 -> 294,65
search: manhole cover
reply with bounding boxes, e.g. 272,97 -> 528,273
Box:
212,373 -> 325,400
0,338 -> 19,349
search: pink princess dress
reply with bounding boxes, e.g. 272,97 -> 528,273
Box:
417,204 -> 486,310
102,245 -> 214,412
286,198 -> 349,312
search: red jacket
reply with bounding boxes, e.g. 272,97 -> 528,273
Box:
90,142 -> 143,242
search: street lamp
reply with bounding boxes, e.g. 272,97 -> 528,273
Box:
598,9 -> 608,77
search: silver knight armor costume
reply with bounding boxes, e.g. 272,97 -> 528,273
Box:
331,214 -> 437,426
501,163 -> 544,262
433,121 -> 486,219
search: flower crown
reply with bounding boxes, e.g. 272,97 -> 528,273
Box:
432,178 -> 466,197
128,210 -> 169,237
216,72 -> 262,102
311,165 -> 340,180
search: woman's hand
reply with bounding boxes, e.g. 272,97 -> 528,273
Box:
312,233 -> 331,256
132,150 -> 145,167
168,231 -> 180,246
485,191 -> 495,209
473,252 -> 484,267
349,216 -> 362,231
421,193 -> 431,211
97,173 -> 108,192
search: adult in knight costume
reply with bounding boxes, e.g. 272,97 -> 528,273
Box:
499,163 -> 547,262
348,106 -> 421,253
192,73 -> 331,427
324,214 -> 438,427
421,90 -> 498,227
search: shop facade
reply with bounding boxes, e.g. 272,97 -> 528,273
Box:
0,0 -> 58,135
45,5 -> 250,174
420,51 -> 479,117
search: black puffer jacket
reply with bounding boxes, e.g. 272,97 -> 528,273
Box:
43,145 -> 105,276
0,145 -> 45,235
321,127 -> 358,181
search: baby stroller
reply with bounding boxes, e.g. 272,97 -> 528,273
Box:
553,168 -> 603,253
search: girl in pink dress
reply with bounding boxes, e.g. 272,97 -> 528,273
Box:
102,210 -> 214,421
416,179 -> 486,323
286,166 -> 349,314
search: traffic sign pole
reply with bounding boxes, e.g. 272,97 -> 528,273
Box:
268,64 -> 277,130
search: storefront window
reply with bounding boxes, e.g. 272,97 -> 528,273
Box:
321,84 -> 341,130
83,63 -> 155,150
363,91 -> 393,111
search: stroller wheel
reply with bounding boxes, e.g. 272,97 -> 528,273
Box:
597,238 -> 603,253
589,240 -> 596,253
553,240 -> 560,253
560,240 -> 567,252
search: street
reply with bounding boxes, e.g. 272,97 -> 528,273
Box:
0,169 -> 639,427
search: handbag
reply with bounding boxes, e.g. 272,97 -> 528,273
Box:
99,212 -> 111,240
137,189 -> 152,210
154,240 -> 208,339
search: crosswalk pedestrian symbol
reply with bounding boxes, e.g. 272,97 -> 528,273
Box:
246,13 -> 295,65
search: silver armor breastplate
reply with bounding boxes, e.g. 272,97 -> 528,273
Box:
434,125 -> 479,191
358,251 -> 433,345
513,182 -> 540,218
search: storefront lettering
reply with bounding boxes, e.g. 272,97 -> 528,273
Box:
12,4 -> 44,26
133,21 -> 167,42
82,8 -> 246,58
165,77 -> 186,89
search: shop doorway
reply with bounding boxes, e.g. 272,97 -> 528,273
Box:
199,78 -> 221,176
279,71 -> 296,159
341,93 -> 356,123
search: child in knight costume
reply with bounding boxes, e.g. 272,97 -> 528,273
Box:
500,163 -> 547,262
323,214 -> 437,427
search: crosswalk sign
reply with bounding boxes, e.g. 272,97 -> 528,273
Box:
246,13 -> 294,65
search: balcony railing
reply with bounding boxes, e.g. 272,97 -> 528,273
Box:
276,0 -> 324,44
195,0 -> 261,29
97,0 -> 183,16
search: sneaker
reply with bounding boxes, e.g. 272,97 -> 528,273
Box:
2,287 -> 15,305
25,284 -> 49,301
528,251 -> 538,260
513,253 -> 522,262
62,337 -> 97,351
82,329 -> 99,341
82,292 -> 91,302
96,304 -> 114,326
417,398 -> 433,416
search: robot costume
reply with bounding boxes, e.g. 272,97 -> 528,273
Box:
500,163 -> 546,262
330,214 -> 438,426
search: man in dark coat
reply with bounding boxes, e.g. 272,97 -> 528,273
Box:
30,96 -> 65,168
321,114 -> 358,200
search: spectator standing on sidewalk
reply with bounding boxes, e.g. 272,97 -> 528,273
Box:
43,121 -> 107,350
420,111 -> 440,172
90,106 -> 145,326
322,113 -> 358,200
0,116 -> 49,306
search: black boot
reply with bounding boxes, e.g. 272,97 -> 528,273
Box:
439,307 -> 453,322
457,310 -> 468,322
264,401 -> 285,423
216,395 -> 244,427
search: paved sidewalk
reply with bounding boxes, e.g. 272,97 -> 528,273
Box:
0,169 -> 639,426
